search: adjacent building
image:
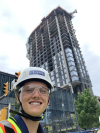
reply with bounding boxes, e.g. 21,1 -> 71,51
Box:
95,96 -> 100,104
40,86 -> 79,133
0,71 -> 15,110
26,6 -> 93,95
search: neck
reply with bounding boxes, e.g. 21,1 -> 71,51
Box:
21,116 -> 39,133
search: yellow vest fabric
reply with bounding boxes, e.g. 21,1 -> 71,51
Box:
0,117 -> 22,133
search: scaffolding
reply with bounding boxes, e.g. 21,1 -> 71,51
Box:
40,86 -> 79,133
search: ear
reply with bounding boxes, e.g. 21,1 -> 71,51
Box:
47,97 -> 50,105
16,94 -> 20,104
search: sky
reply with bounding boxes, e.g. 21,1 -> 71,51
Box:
0,0 -> 100,96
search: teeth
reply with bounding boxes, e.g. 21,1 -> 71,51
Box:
30,102 -> 40,105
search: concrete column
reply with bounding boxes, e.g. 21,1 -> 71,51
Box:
54,11 -> 73,93
41,34 -> 44,47
47,19 -> 51,41
35,31 -> 37,52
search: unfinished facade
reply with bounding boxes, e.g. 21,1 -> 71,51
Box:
26,6 -> 93,95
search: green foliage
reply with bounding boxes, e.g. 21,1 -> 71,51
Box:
10,98 -> 20,117
74,89 -> 100,129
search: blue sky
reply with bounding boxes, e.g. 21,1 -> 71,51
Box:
0,0 -> 100,96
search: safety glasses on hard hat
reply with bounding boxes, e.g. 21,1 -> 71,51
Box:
19,85 -> 50,96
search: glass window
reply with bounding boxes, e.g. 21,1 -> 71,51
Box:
55,64 -> 57,69
80,69 -> 82,72
67,57 -> 74,62
66,79 -> 68,84
76,55 -> 79,59
82,66 -> 84,69
57,78 -> 59,82
77,60 -> 80,63
68,61 -> 75,66
63,81 -> 65,85
74,47 -> 76,51
45,62 -> 47,66
41,65 -> 44,68
58,83 -> 60,87
61,71 -> 63,74
61,55 -> 63,59
59,57 -> 61,61
51,71 -> 54,76
58,53 -> 60,57
60,66 -> 62,70
80,57 -> 82,61
53,80 -> 55,85
69,66 -> 77,71
53,56 -> 56,60
66,52 -> 73,58
62,60 -> 64,64
81,73 -> 84,77
56,73 -> 58,78
77,49 -> 80,53
83,70 -> 86,74
71,76 -> 79,81
63,65 -> 65,69
54,60 -> 56,64
70,71 -> 78,76
65,74 -> 67,78
62,75 -> 64,79
46,66 -> 48,70
65,48 -> 72,53
51,76 -> 54,80
64,69 -> 66,73
55,69 -> 58,73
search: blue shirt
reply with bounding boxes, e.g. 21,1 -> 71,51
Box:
14,115 -> 45,133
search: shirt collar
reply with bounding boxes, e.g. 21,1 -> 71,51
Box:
14,114 -> 44,133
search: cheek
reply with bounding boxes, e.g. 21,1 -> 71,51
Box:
44,96 -> 50,105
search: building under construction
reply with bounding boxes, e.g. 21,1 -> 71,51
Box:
40,86 -> 79,133
26,6 -> 93,95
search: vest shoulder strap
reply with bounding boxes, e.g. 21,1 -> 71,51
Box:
0,117 -> 22,133
7,117 -> 22,133
0,120 -> 14,133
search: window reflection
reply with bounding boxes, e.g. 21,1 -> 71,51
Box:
71,76 -> 79,81
65,48 -> 72,53
68,61 -> 75,66
67,57 -> 74,62
69,66 -> 77,71
70,71 -> 78,76
66,52 -> 73,58
51,76 -> 54,80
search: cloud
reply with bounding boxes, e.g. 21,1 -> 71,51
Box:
82,43 -> 100,96
0,0 -> 100,97
0,55 -> 10,72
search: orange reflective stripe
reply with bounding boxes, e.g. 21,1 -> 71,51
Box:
6,120 -> 17,133
0,123 -> 6,133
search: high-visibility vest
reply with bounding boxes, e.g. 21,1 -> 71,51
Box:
0,117 -> 22,133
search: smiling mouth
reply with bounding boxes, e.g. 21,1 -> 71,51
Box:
29,102 -> 42,105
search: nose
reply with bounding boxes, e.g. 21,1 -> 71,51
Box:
31,88 -> 40,98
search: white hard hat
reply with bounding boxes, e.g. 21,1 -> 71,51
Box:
14,67 -> 53,92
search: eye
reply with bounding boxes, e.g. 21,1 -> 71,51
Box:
25,88 -> 33,93
40,89 -> 46,93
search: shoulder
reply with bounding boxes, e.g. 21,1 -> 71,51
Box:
0,120 -> 15,133
0,117 -> 22,133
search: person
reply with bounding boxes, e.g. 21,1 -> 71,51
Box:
0,67 -> 53,133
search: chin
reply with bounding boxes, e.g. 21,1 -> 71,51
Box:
28,111 -> 42,117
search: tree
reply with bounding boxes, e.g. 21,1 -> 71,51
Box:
11,98 -> 20,117
74,88 -> 100,129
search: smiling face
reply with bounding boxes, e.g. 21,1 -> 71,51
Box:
17,81 -> 50,117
